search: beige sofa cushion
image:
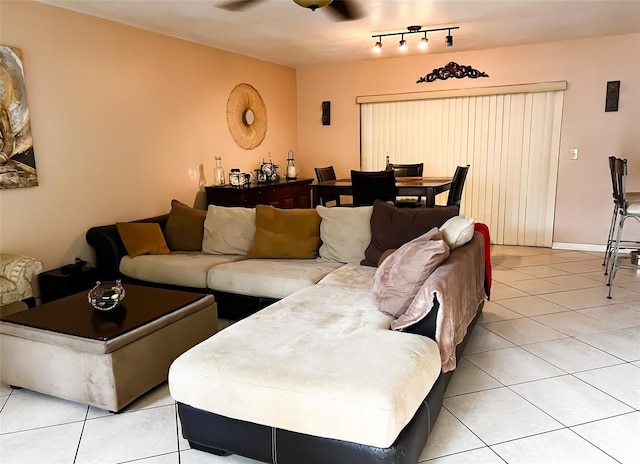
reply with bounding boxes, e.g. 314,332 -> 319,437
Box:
316,205 -> 372,263
317,262 -> 376,289
169,285 -> 441,448
202,205 -> 256,255
207,259 -> 342,299
120,252 -> 244,289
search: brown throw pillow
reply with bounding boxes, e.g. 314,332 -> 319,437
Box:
373,228 -> 450,318
116,222 -> 170,258
361,200 -> 458,267
246,205 -> 321,259
163,199 -> 206,251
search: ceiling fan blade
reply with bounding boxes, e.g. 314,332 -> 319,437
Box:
326,0 -> 363,21
218,0 -> 265,12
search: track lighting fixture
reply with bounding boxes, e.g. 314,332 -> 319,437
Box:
419,33 -> 429,50
372,38 -> 383,52
371,25 -> 459,54
399,35 -> 408,51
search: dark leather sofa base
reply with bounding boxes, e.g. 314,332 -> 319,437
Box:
178,373 -> 444,464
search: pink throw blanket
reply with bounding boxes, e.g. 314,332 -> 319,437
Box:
391,233 -> 487,372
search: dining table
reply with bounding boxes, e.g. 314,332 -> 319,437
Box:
312,176 -> 453,208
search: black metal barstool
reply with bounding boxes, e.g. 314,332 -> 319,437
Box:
606,157 -> 640,298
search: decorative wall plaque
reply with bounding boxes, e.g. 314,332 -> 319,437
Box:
417,62 -> 489,83
226,83 -> 268,150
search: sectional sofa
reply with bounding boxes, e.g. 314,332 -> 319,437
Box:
86,199 -> 489,464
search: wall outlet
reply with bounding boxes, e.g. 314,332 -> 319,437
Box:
570,148 -> 579,160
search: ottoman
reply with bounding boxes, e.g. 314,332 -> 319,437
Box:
0,285 -> 217,412
169,285 -> 443,463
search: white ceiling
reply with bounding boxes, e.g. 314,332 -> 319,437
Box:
38,0 -> 640,68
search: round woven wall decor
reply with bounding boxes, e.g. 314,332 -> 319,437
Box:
226,83 -> 268,150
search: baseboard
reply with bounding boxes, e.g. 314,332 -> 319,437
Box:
552,243 -> 606,252
552,242 -> 636,253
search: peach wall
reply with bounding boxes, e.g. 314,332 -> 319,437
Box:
0,1 -> 297,271
296,34 -> 640,246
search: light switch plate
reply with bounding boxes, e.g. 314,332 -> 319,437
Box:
570,148 -> 579,160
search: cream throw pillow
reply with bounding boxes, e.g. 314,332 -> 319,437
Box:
202,205 -> 256,255
373,227 -> 450,318
439,216 -> 475,251
316,205 -> 373,263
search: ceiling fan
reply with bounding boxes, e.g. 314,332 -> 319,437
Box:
218,0 -> 363,21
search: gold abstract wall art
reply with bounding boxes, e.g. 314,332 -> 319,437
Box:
0,45 -> 38,189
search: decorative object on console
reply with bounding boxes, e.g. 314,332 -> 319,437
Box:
212,155 -> 225,186
226,83 -> 267,150
371,25 -> 459,54
0,45 -> 38,189
417,62 -> 489,83
258,153 -> 279,182
88,280 -> 125,312
229,169 -> 251,187
286,149 -> 297,180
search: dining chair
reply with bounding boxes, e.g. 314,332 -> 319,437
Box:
350,169 -> 397,206
389,163 -> 424,207
314,166 -> 342,206
606,157 -> 640,298
433,165 -> 470,214
446,164 -> 470,207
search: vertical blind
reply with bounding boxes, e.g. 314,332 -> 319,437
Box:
359,85 -> 565,246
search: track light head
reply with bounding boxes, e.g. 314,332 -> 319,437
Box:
419,34 -> 429,50
446,30 -> 453,47
399,35 -> 408,51
373,39 -> 383,52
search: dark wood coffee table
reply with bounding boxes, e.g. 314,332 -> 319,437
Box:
0,284 -> 218,412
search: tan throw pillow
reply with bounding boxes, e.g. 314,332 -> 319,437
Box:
246,205 -> 321,259
202,205 -> 256,255
163,199 -> 206,251
373,227 -> 449,318
116,222 -> 170,258
316,205 -> 373,263
440,216 -> 476,250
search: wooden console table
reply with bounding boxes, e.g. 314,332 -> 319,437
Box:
205,178 -> 313,209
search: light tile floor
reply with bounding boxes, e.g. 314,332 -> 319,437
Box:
1,246 -> 639,463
